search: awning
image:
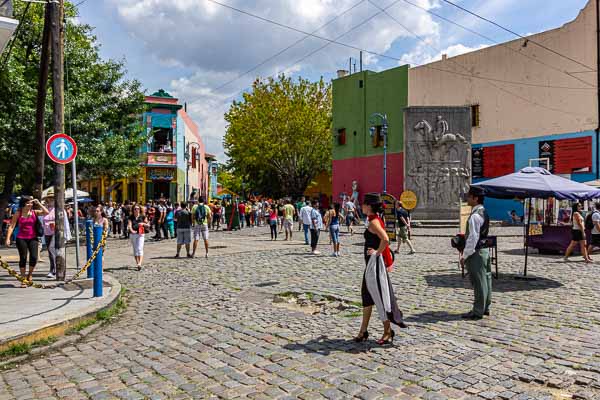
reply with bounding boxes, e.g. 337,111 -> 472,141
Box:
106,182 -> 122,193
0,15 -> 19,54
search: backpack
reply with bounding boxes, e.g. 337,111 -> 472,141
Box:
195,204 -> 207,224
585,211 -> 598,230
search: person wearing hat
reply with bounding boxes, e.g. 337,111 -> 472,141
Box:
354,193 -> 406,345
461,186 -> 491,320
395,200 -> 416,255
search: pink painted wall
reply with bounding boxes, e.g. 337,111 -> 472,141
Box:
332,152 -> 404,203
179,109 -> 209,198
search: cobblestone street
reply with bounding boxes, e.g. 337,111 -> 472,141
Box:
1,225 -> 600,400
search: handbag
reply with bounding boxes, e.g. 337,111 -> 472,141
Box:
34,214 -> 44,237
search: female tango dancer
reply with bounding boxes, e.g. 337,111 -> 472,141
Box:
354,193 -> 407,345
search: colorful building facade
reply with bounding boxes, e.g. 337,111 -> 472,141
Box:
332,66 -> 409,203
80,90 -> 209,204
332,0 -> 599,219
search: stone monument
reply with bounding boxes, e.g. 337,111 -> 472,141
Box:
403,106 -> 472,220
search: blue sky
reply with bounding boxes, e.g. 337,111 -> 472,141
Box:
76,0 -> 591,160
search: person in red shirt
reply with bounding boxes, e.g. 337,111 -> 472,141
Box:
238,201 -> 246,228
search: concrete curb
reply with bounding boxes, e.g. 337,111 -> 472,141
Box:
0,274 -> 121,355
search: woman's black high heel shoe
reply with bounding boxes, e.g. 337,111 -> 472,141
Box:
377,330 -> 395,345
353,331 -> 369,342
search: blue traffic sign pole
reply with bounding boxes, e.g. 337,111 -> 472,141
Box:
92,225 -> 103,297
85,219 -> 93,279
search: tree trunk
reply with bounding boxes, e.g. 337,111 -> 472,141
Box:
33,3 -> 52,199
0,168 -> 17,244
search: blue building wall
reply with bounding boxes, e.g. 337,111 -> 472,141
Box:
473,130 -> 598,220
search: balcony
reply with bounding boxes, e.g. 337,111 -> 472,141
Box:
0,1 -> 18,55
145,151 -> 176,167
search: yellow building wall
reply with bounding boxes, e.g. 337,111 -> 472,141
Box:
304,171 -> 332,199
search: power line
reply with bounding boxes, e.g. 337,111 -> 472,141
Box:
369,0 -> 593,117
439,0 -> 596,72
211,0 -> 366,92
397,0 -> 595,88
207,0 -> 595,93
205,0 -> 401,63
0,2 -> 32,66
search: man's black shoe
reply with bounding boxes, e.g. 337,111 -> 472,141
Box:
462,312 -> 483,320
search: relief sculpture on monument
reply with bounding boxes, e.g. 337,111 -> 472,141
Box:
403,107 -> 472,220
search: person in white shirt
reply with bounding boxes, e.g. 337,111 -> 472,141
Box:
460,186 -> 491,320
587,202 -> 600,256
344,200 -> 356,234
309,200 -> 323,254
300,201 -> 313,245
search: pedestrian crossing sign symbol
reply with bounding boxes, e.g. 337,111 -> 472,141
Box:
46,133 -> 77,164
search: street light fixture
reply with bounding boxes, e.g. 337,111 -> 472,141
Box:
369,113 -> 388,193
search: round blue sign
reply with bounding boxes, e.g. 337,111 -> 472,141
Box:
46,133 -> 77,164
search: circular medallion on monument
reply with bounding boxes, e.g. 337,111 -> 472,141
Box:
400,190 -> 418,210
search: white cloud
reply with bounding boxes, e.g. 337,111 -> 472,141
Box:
109,0 -> 445,160
400,42 -> 488,66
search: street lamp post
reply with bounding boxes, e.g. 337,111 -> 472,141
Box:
369,113 -> 389,193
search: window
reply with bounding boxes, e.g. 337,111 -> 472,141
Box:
359,80 -> 364,88
471,104 -> 480,127
337,128 -> 346,145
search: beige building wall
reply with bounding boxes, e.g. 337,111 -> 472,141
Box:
408,0 -> 598,144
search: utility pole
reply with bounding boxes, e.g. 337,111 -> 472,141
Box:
33,3 -> 52,199
50,0 -> 66,280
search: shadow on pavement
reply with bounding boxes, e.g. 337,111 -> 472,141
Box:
283,336 -> 375,355
425,273 -> 563,291
404,311 -> 465,324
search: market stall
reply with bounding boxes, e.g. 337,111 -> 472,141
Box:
473,167 -> 600,277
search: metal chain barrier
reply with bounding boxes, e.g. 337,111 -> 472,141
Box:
65,227 -> 107,283
0,228 -> 108,288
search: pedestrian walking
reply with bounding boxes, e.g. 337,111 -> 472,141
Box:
277,200 -> 285,233
300,200 -> 312,245
238,201 -> 246,228
245,202 -> 252,227
5,196 -> 49,287
104,201 -> 115,237
296,197 -> 305,231
192,197 -> 212,258
283,199 -> 295,240
93,205 -> 110,231
128,205 -> 149,271
564,202 -> 593,263
175,202 -> 193,258
165,201 -> 175,239
122,201 -> 131,239
325,203 -> 341,257
354,193 -> 406,344
587,202 -> 600,256
344,199 -> 357,235
310,200 -> 323,255
394,201 -> 416,255
113,205 -> 123,238
267,204 -> 278,240
460,186 -> 492,320
42,196 -> 57,279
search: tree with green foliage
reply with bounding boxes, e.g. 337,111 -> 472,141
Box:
0,1 -> 145,222
223,75 -> 332,198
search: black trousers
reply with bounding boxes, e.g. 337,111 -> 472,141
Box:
161,221 -> 169,238
154,219 -> 162,238
112,220 -> 122,236
270,221 -> 277,239
310,229 -> 320,251
16,237 -> 39,269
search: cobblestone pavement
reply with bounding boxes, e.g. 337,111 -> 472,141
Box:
1,224 -> 600,400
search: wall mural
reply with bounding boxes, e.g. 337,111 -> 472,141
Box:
404,107 -> 472,220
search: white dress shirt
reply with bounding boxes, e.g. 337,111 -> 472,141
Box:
464,205 -> 484,260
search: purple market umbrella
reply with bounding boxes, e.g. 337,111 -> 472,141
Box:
473,167 -> 600,278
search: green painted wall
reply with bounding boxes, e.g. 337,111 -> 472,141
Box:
332,65 -> 409,161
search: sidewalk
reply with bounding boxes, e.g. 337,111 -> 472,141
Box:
0,246 -> 121,351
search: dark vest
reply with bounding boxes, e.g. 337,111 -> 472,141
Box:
466,206 -> 490,250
